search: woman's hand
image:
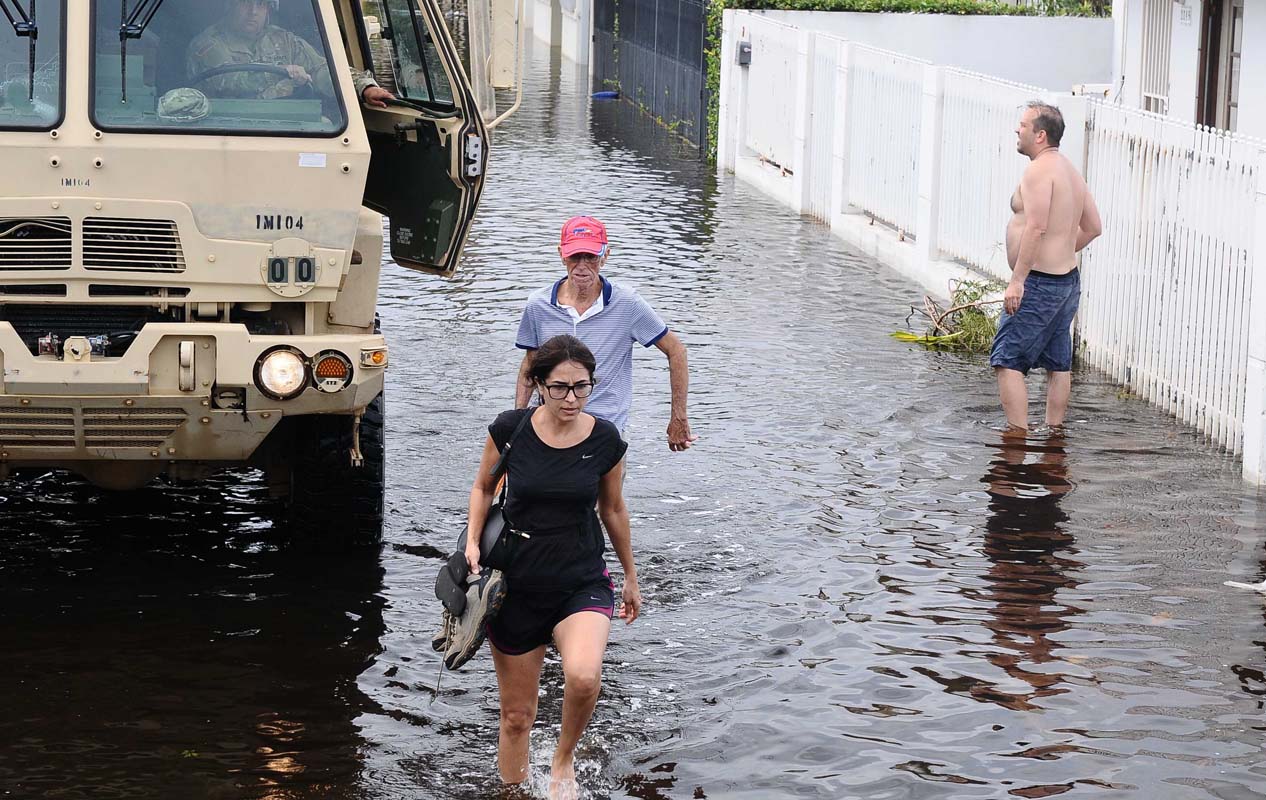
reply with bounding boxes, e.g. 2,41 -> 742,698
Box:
465,539 -> 482,576
618,576 -> 641,624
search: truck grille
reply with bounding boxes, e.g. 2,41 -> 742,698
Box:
0,406 -> 187,449
83,217 -> 186,273
0,217 -> 73,271
83,408 -> 188,448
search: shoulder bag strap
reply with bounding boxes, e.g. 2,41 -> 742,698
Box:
490,408 -> 535,507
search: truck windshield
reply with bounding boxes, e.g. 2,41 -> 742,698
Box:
0,0 -> 63,130
90,0 -> 347,135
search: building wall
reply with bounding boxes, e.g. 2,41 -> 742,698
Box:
1237,5 -> 1266,139
756,10 -> 1113,90
1118,0 -> 1266,138
1166,0 -> 1203,121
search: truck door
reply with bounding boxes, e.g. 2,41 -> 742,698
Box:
352,0 -> 488,276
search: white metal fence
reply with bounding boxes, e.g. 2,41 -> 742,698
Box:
804,40 -> 840,220
937,69 -> 1046,282
1079,104 -> 1262,451
845,44 -> 927,234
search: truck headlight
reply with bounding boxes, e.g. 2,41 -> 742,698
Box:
255,347 -> 309,400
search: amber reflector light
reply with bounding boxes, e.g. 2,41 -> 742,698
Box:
315,356 -> 349,379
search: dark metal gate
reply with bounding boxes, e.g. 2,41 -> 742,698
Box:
592,0 -> 708,151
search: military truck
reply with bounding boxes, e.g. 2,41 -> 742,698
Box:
0,0 -> 493,548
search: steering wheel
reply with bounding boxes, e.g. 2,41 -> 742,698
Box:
187,62 -> 319,98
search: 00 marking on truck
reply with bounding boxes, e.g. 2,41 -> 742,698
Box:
256,214 -> 305,231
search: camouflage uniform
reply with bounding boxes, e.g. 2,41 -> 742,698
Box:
187,22 -> 377,100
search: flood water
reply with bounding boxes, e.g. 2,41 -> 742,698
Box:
4,43 -> 1266,800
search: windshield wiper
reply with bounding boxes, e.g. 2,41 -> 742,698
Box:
0,1 -> 37,101
118,0 -> 164,102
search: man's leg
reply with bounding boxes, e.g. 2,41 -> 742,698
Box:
995,367 -> 1029,431
1045,371 -> 1071,427
491,643 -> 547,784
549,611 -> 612,793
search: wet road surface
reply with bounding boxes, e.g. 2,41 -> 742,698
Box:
3,42 -> 1266,800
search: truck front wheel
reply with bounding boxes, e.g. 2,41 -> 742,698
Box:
285,392 -> 385,550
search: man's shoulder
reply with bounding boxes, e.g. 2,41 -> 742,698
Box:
261,24 -> 305,48
187,24 -> 228,60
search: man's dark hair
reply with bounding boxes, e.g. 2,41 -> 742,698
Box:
528,335 -> 597,384
1026,101 -> 1065,147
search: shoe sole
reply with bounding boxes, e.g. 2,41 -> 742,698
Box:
444,570 -> 506,670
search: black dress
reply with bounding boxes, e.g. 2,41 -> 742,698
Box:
484,408 -> 628,654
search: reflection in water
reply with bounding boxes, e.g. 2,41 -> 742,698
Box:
974,431 -> 1081,711
0,472 -> 384,800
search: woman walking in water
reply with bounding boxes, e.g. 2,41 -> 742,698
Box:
464,334 -> 641,798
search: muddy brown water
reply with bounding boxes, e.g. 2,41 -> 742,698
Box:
2,43 -> 1266,800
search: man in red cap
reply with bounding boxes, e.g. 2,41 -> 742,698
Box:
514,215 -> 695,451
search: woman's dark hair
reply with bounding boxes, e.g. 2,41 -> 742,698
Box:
528,335 -> 597,384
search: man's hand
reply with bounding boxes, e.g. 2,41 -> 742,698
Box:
1004,280 -> 1024,315
361,85 -> 395,109
283,64 -> 312,84
667,416 -> 697,451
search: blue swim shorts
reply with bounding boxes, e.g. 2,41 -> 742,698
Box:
989,268 -> 1081,374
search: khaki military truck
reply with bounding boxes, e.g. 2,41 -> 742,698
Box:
0,0 -> 492,548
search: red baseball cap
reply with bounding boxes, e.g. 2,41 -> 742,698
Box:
559,215 -> 608,257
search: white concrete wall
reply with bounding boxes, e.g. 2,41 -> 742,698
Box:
1117,0 -> 1266,138
757,9 -> 1113,90
1166,0 -> 1204,121
1237,4 -> 1266,139
558,0 -> 591,63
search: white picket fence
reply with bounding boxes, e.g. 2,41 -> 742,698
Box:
1079,106 -> 1262,452
937,69 -> 1043,283
845,45 -> 927,234
717,9 -> 1266,480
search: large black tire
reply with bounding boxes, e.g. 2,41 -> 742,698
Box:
285,392 -> 385,551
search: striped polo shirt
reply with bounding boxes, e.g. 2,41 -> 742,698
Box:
516,277 -> 668,432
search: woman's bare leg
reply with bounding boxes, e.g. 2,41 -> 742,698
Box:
491,643 -> 547,784
549,612 -> 612,791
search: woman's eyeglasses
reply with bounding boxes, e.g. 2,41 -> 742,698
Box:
544,381 -> 595,400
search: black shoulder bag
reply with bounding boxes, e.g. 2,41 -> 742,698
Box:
434,409 -> 534,615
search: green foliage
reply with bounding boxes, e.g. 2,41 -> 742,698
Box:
892,279 -> 1004,352
704,0 -> 1108,161
944,279 -> 1003,352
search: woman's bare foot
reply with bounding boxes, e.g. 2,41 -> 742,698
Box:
548,776 -> 578,800
549,754 -> 578,800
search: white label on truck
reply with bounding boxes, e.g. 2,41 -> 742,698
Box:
298,152 -> 327,168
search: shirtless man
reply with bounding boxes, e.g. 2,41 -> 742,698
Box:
990,102 -> 1103,432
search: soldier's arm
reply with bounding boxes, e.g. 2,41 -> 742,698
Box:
187,37 -> 243,98
289,33 -> 336,96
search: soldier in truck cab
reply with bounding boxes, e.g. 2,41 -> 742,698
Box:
187,0 -> 394,108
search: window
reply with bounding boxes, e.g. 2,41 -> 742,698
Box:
1225,0 -> 1243,131
0,0 -> 63,130
90,0 -> 347,136
1139,0 -> 1172,114
375,0 -> 455,108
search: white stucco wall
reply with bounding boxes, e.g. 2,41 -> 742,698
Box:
1165,0 -> 1203,121
1117,0 -> 1266,138
757,10 -> 1113,90
1236,5 -> 1266,139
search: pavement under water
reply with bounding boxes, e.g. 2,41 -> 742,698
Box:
2,42 -> 1266,800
